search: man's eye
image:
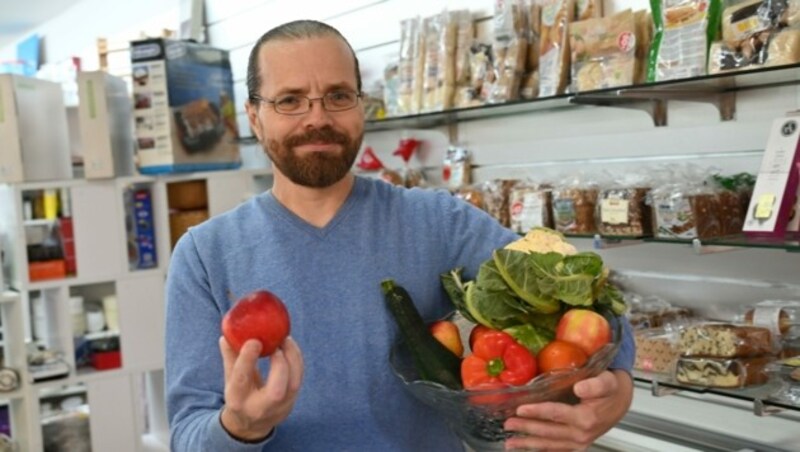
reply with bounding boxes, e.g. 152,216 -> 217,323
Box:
329,91 -> 352,102
276,96 -> 301,108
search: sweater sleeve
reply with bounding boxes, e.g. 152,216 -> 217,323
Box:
165,231 -> 275,451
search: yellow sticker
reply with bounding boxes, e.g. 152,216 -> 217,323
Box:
755,194 -> 776,219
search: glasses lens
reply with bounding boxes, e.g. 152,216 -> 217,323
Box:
274,95 -> 305,114
324,91 -> 358,111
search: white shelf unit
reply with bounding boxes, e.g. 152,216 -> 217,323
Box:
0,167 -> 272,452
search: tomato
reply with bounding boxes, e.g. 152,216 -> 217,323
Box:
537,340 -> 588,374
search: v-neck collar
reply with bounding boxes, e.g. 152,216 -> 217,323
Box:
259,176 -> 366,239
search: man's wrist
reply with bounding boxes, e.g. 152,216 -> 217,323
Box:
219,407 -> 275,444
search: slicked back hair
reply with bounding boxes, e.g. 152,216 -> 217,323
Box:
246,20 -> 362,105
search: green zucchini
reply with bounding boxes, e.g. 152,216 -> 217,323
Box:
381,279 -> 462,390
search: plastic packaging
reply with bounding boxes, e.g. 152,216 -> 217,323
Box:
508,181 -> 554,233
766,356 -> 800,403
569,9 -> 638,93
596,172 -> 653,237
741,299 -> 800,336
634,328 -> 681,374
539,0 -> 575,96
675,355 -> 772,388
677,323 -> 775,358
552,174 -> 600,235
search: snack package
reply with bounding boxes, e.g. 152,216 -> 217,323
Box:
442,146 -> 473,190
708,28 -> 800,73
539,0 -> 575,96
634,10 -> 654,83
454,184 -> 487,210
597,185 -> 653,237
455,10 -> 475,86
676,355 -> 773,388
570,9 -> 638,93
649,167 -> 736,240
677,323 -> 775,358
383,63 -> 400,117
482,179 -> 519,227
576,0 -> 603,20
647,0 -> 723,82
634,328 -> 681,374
489,0 -> 529,103
508,181 -> 554,233
740,299 -> 800,337
766,356 -> 800,403
398,17 -> 421,115
552,175 -> 600,235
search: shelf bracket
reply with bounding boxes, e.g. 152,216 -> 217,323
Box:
617,89 -> 737,123
569,96 -> 668,126
753,399 -> 784,417
651,379 -> 683,397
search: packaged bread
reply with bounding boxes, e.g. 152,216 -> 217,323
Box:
675,356 -> 772,388
708,28 -> 800,74
483,179 -> 519,227
509,182 -> 554,233
454,10 -> 474,86
413,17 -> 429,114
422,14 -> 443,112
597,186 -> 653,237
650,180 -> 732,239
552,184 -> 599,235
570,9 -> 638,92
490,0 -> 529,103
526,0 -> 543,74
647,0 -> 722,82
454,185 -> 486,210
634,10 -> 653,84
539,0 -> 575,96
677,323 -> 775,358
576,0 -> 603,21
398,17 -> 421,115
634,329 -> 681,374
742,300 -> 800,336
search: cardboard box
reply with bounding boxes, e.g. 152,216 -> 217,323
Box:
0,75 -> 73,183
743,116 -> 800,237
130,38 -> 241,174
77,71 -> 136,179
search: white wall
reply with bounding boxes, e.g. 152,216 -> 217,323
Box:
8,0 -> 800,310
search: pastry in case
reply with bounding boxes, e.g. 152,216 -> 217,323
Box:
675,356 -> 772,388
677,323 -> 775,358
766,357 -> 800,403
634,329 -> 680,374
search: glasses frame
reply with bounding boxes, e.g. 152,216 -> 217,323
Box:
250,90 -> 363,116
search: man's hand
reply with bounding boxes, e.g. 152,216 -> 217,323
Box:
219,336 -> 304,442
503,370 -> 633,451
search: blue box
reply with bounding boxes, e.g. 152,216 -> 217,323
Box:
130,38 -> 241,174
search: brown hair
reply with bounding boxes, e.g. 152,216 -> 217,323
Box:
246,20 -> 362,104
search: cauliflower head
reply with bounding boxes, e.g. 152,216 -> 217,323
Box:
504,227 -> 578,255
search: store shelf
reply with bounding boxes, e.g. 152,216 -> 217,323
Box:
365,62 -> 800,130
634,371 -> 800,416
0,291 -> 19,305
646,234 -> 800,253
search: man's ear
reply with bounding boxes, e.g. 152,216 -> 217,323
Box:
245,101 -> 262,142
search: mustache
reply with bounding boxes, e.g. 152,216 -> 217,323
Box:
284,126 -> 351,149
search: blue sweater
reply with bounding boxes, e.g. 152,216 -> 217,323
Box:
165,176 -> 635,451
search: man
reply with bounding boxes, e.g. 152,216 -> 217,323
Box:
165,19 -> 635,451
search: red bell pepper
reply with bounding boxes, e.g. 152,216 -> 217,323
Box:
461,329 -> 537,389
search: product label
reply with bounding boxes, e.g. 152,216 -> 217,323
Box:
601,199 -> 630,225
752,306 -> 782,336
511,192 -> 546,232
655,197 -> 696,238
554,198 -> 576,231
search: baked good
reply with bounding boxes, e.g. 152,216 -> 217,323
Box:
675,356 -> 772,388
634,330 -> 680,374
678,324 -> 774,358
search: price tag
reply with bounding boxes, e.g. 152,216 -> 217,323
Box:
601,199 -> 629,225
754,194 -> 776,219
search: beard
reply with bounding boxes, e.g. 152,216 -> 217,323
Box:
265,125 -> 363,188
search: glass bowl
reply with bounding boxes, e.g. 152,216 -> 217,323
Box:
389,312 -> 622,451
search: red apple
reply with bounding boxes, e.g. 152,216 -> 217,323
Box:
222,289 -> 290,357
429,320 -> 464,357
555,309 -> 611,357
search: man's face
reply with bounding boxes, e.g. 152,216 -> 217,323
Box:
246,36 -> 364,188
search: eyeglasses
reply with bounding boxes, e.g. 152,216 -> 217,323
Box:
251,90 -> 362,115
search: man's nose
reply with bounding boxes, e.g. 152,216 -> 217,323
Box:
302,98 -> 333,128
